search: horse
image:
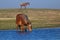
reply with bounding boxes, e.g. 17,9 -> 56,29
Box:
16,14 -> 32,32
20,2 -> 30,9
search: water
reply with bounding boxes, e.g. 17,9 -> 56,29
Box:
0,28 -> 60,40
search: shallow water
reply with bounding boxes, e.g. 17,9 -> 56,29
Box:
0,28 -> 60,40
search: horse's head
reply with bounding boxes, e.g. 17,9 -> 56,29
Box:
28,22 -> 32,31
26,2 -> 30,5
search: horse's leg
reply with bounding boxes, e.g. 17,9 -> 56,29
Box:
27,24 -> 32,31
25,6 -> 26,9
16,24 -> 18,30
20,25 -> 25,31
20,6 -> 22,9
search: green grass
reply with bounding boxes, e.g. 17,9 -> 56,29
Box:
0,20 -> 16,30
0,19 -> 60,30
0,8 -> 60,30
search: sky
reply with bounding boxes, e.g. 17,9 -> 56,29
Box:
0,0 -> 60,9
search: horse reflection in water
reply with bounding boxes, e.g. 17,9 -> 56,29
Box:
16,14 -> 32,32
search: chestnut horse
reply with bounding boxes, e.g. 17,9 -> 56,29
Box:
16,14 -> 32,32
20,2 -> 30,9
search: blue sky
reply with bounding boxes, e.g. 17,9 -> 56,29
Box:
0,0 -> 60,9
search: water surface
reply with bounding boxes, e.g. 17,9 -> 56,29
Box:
0,28 -> 60,40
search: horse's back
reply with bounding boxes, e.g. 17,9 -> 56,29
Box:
16,14 -> 29,25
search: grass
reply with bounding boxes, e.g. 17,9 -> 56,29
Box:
0,20 -> 16,30
0,19 -> 60,30
0,8 -> 60,30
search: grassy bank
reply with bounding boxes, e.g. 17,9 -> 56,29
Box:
0,19 -> 60,30
0,8 -> 60,30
